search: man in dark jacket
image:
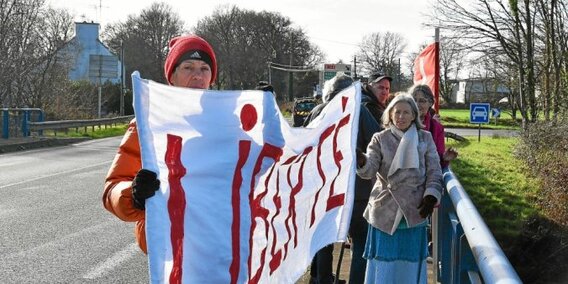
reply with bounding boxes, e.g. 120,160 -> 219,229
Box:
304,74 -> 380,284
361,72 -> 392,123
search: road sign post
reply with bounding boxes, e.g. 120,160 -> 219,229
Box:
470,103 -> 490,142
491,107 -> 501,125
321,63 -> 352,89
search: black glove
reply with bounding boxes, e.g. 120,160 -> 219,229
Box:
132,169 -> 160,210
356,148 -> 366,168
417,195 -> 437,218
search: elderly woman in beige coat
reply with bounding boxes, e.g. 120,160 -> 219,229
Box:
356,93 -> 443,283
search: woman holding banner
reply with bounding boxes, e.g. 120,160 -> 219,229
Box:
356,94 -> 442,283
102,34 -> 217,254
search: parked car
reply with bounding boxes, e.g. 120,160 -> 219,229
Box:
292,97 -> 318,127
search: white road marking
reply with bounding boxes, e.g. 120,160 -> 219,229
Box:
82,242 -> 140,279
0,161 -> 111,190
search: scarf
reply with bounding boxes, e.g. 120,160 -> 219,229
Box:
388,123 -> 419,177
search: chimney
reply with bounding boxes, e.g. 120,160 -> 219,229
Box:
75,21 -> 100,41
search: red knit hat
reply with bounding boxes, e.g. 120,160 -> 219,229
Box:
164,35 -> 217,85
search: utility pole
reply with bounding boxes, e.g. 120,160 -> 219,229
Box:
353,55 -> 357,80
288,34 -> 294,102
268,62 -> 272,84
434,27 -> 440,112
98,55 -> 102,118
398,58 -> 401,91
120,41 -> 125,116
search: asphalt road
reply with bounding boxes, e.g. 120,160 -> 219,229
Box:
445,127 -> 519,138
0,137 -> 148,283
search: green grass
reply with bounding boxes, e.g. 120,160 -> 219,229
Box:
42,123 -> 129,139
446,136 -> 540,246
439,109 -> 521,130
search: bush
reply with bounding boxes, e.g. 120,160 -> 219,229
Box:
515,119 -> 568,226
512,119 -> 568,283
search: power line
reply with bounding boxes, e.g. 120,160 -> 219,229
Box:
269,61 -> 316,69
269,65 -> 317,73
268,62 -> 317,72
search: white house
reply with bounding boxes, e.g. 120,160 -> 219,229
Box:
451,78 -> 511,104
62,21 -> 122,84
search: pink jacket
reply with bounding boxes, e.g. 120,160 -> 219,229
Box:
423,114 -> 448,168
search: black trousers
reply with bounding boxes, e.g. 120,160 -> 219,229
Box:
310,244 -> 334,284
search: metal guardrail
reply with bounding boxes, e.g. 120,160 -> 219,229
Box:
433,167 -> 522,284
2,108 -> 44,139
27,115 -> 134,136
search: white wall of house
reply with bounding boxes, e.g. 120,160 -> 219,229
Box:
63,22 -> 121,84
450,79 -> 511,104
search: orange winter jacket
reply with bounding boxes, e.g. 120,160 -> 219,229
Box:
102,119 -> 148,253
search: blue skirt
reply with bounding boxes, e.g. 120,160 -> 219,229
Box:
363,220 -> 428,262
362,220 -> 428,283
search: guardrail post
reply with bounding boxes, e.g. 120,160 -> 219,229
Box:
38,110 -> 44,136
438,191 -> 453,283
449,212 -> 464,283
458,235 -> 478,283
22,110 -> 30,137
2,109 -> 8,139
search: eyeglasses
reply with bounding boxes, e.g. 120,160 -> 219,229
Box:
415,98 -> 431,104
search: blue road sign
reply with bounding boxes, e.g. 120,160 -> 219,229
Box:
491,108 -> 501,118
470,103 -> 490,124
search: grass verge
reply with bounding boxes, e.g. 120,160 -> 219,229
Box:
41,123 -> 129,139
446,136 -> 540,247
440,109 -> 521,130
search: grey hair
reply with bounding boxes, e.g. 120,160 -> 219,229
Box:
322,73 -> 353,103
381,92 -> 424,129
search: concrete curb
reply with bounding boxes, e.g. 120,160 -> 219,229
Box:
0,137 -> 91,154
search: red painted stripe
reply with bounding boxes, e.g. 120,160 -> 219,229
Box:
229,140 -> 251,284
310,125 -> 335,226
326,114 -> 350,210
165,134 -> 187,284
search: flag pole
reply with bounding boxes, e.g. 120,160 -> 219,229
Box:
434,28 -> 440,113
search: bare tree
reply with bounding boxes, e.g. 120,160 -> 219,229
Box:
0,0 -> 44,107
439,37 -> 467,104
194,5 -> 323,100
534,0 -> 568,122
103,2 -> 185,85
0,0 -> 75,110
428,0 -> 542,127
356,32 -> 407,78
27,7 -> 75,109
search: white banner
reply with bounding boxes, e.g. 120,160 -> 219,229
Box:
132,72 -> 361,283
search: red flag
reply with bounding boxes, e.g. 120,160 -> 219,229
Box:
413,42 -> 440,112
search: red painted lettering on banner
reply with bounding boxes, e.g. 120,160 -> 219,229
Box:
229,140 -> 251,284
248,143 -> 283,284
342,96 -> 348,111
267,165 -> 282,274
310,125 -> 336,226
282,147 -> 313,257
165,134 -> 187,284
326,114 -> 350,210
279,155 -> 296,259
240,104 -> 257,131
